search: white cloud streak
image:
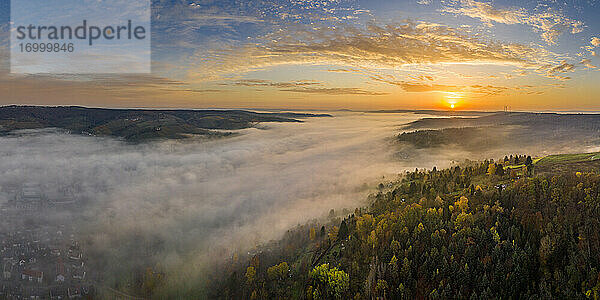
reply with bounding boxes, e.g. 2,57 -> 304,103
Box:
442,0 -> 585,44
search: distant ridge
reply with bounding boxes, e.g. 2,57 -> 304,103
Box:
397,111 -> 600,151
368,109 -> 496,116
0,105 -> 331,142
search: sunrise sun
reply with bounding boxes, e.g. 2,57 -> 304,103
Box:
444,92 -> 463,109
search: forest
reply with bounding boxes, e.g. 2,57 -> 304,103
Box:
0,106 -> 330,142
211,153 -> 600,299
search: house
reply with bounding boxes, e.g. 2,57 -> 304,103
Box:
72,269 -> 85,280
15,183 -> 42,210
21,269 -> 44,283
56,259 -> 66,282
23,287 -> 43,299
2,262 -> 12,279
68,252 -> 82,260
68,246 -> 81,261
50,247 -> 61,256
49,286 -> 68,300
71,261 -> 84,269
68,286 -> 81,298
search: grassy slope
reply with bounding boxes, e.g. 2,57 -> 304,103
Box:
533,152 -> 600,175
498,153 -> 600,176
536,152 -> 600,165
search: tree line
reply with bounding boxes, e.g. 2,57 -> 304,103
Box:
212,157 -> 600,299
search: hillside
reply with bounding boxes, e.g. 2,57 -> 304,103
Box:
368,109 -> 494,117
398,112 -> 600,151
404,112 -> 600,130
0,106 -> 331,142
211,153 -> 600,299
534,152 -> 600,175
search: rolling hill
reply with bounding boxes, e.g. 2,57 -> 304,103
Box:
0,106 -> 331,142
398,112 -> 600,151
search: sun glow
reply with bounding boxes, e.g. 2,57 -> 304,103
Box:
444,92 -> 463,109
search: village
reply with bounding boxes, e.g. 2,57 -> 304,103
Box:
0,183 -> 95,299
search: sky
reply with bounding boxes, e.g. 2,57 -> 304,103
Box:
0,0 -> 599,110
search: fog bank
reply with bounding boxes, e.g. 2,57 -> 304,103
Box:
0,112 -> 447,293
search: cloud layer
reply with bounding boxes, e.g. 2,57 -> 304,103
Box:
225,79 -> 387,95
442,0 -> 585,44
194,21 -> 558,82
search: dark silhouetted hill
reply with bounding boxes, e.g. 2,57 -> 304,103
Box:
0,106 -> 331,142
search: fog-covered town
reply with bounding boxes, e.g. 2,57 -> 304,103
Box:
0,183 -> 94,299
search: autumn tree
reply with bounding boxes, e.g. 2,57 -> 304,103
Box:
309,264 -> 350,299
487,163 -> 497,175
245,266 -> 256,285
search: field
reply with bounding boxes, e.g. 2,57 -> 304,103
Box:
536,152 -> 600,165
532,152 -> 600,174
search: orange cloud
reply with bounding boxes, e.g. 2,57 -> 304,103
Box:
192,21 -> 558,82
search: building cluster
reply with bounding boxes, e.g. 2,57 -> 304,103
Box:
0,228 -> 94,298
2,183 -> 78,212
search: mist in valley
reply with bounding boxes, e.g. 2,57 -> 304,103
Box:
1,111 -> 597,296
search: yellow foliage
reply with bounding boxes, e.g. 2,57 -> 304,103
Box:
455,212 -> 473,228
356,214 -> 374,237
267,262 -> 289,281
390,255 -> 398,265
490,227 -> 500,243
487,163 -> 496,175
245,266 -> 256,284
328,226 -> 339,241
142,267 -> 164,296
454,196 -> 469,212
368,230 -> 377,248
